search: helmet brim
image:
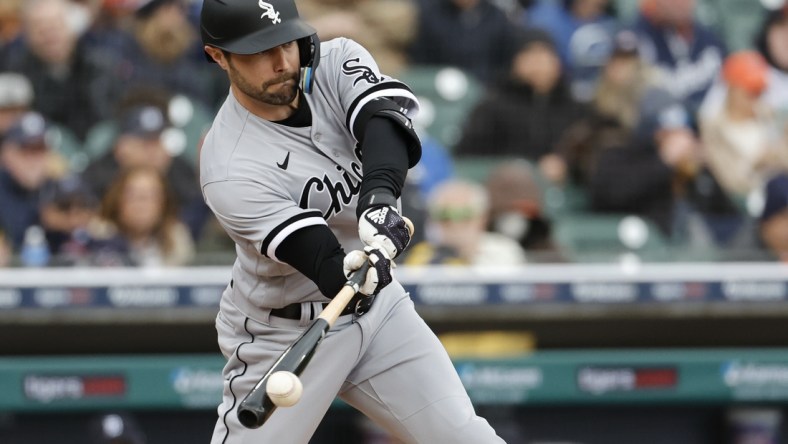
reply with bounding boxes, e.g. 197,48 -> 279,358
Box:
215,19 -> 316,55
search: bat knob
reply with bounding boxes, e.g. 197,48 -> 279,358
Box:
237,405 -> 267,429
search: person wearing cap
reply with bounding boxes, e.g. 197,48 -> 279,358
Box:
81,103 -> 207,241
521,0 -> 620,102
198,0 -> 505,441
634,0 -> 727,116
38,173 -> 131,266
485,159 -> 566,262
403,178 -> 527,266
0,72 -> 34,137
700,50 -> 788,199
2,0 -> 118,141
699,5 -> 788,125
590,87 -> 741,244
0,111 -> 61,250
544,28 -> 659,189
101,0 -> 225,110
454,28 -> 589,163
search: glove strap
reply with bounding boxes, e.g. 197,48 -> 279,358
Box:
357,188 -> 398,218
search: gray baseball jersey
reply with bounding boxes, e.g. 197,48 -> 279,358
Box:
202,37 -> 505,443
201,37 -> 417,319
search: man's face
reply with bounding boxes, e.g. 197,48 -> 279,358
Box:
655,0 -> 695,26
0,142 -> 49,190
222,41 -> 301,106
119,170 -> 165,236
24,0 -> 76,65
767,17 -> 788,71
114,134 -> 170,172
512,43 -> 562,93
40,201 -> 95,233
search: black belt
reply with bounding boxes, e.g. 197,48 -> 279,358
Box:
270,293 -> 374,320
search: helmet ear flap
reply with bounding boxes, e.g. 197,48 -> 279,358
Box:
298,35 -> 320,94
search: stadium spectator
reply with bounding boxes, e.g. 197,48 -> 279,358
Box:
404,179 -> 527,265
0,0 -> 22,62
700,51 -> 788,199
408,0 -> 520,84
80,0 -> 141,57
633,0 -> 727,116
99,165 -> 195,267
0,111 -> 63,250
39,174 -> 130,266
0,72 -> 33,137
755,4 -> 788,113
484,160 -> 564,262
105,0 -> 226,110
590,87 -> 740,245
2,0 -> 118,141
699,5 -> 788,127
454,28 -> 588,162
81,103 -> 207,240
544,28 -> 657,188
298,0 -> 417,76
759,172 -> 788,262
522,0 -> 620,101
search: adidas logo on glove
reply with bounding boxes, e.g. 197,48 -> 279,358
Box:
366,207 -> 389,225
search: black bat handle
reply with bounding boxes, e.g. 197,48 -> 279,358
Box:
346,260 -> 371,290
237,392 -> 275,429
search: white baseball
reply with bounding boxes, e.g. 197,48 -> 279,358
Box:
265,371 -> 303,407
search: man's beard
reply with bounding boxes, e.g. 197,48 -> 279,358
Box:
228,62 -> 299,106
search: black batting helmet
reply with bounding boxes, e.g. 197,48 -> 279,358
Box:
200,0 -> 320,93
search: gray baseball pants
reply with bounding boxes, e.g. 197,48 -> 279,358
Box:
210,281 -> 506,443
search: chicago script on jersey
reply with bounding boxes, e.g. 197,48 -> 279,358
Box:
298,162 -> 362,218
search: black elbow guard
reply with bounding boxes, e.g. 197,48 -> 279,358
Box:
352,98 -> 422,168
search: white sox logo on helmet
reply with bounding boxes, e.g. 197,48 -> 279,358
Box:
259,0 -> 281,24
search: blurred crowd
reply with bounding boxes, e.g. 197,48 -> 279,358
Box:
0,0 -> 787,268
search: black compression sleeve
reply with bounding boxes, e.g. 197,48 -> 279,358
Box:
357,116 -> 409,216
275,224 -> 347,299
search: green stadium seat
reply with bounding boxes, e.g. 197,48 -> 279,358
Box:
82,120 -> 118,161
81,95 -> 212,168
553,212 -> 671,262
47,124 -> 89,173
398,65 -> 483,150
542,182 -> 591,218
452,156 -> 511,184
167,94 -> 213,167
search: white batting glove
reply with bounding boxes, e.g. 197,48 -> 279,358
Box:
342,247 -> 392,296
358,206 -> 411,259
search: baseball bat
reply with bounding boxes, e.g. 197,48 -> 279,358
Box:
236,261 -> 369,429
236,217 -> 414,429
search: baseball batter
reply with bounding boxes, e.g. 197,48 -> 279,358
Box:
199,1 -> 505,443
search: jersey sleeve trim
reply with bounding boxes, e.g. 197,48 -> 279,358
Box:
261,210 -> 327,262
346,82 -> 418,140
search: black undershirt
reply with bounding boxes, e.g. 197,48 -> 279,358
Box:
273,95 -> 410,299
273,90 -> 312,127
